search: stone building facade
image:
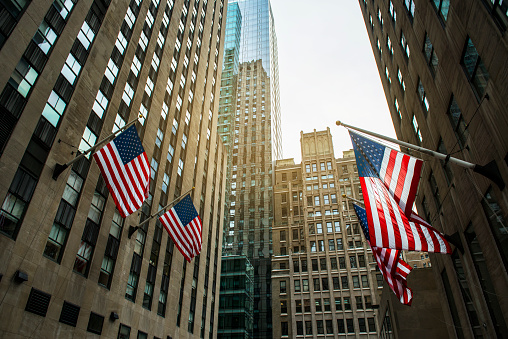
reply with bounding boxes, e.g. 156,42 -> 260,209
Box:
272,129 -> 381,338
0,0 -> 227,337
359,0 -> 508,337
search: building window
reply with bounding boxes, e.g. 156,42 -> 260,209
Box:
42,91 -> 67,127
9,59 -> 39,98
394,97 -> 402,120
339,256 -> 346,269
361,275 -> 369,288
451,251 -> 483,336
280,280 -> 287,294
465,223 -> 508,336
280,300 -> 287,314
356,296 -> 363,310
389,0 -> 397,22
365,295 -> 373,309
0,168 -> 36,239
423,33 -> 439,76
302,279 -> 309,292
447,96 -> 468,148
377,8 -> 384,29
314,278 -> 320,291
428,171 -> 441,210
404,0 -> 415,21
461,37 -> 489,100
329,239 -> 335,251
481,0 -> 508,31
330,257 -> 338,269
305,321 -> 312,335
281,321 -> 288,336
358,254 -> 366,267
118,324 -> 131,339
481,188 -> 508,267
352,275 -> 360,288
311,259 -> 318,272
294,280 -> 301,292
322,277 -> 329,290
417,79 -> 429,114
317,320 -> 324,334
341,276 -> 349,290
385,67 -> 391,85
412,114 -> 422,144
397,67 -> 406,92
368,317 -> 377,332
302,260 -> 307,272
346,318 -> 355,333
44,169 -> 84,261
441,269 -> 465,338
401,32 -> 410,59
432,0 -> 450,23
350,255 -> 357,268
304,299 -> 311,313
359,318 -> 367,332
98,210 -> 124,288
297,321 -> 303,335
387,36 -> 394,56
338,319 -> 345,333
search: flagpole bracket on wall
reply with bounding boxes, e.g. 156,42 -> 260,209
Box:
128,226 -> 139,239
52,163 -> 69,180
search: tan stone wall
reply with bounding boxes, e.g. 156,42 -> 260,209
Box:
0,0 -> 227,337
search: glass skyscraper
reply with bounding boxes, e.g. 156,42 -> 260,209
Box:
218,0 -> 282,338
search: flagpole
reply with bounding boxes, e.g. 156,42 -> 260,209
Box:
336,121 -> 505,190
52,117 -> 140,180
128,187 -> 195,239
342,194 -> 364,206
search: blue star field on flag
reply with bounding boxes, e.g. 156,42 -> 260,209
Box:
114,125 -> 145,165
173,195 -> 199,227
350,131 -> 385,178
353,204 -> 369,240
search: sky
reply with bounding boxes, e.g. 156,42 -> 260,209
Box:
269,0 -> 397,163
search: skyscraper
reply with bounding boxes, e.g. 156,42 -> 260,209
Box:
359,0 -> 508,337
218,0 -> 282,337
0,0 -> 228,337
272,129 -> 379,338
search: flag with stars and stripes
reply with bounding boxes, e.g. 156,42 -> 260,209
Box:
93,125 -> 149,218
159,195 -> 202,262
350,130 -> 451,254
354,204 -> 413,305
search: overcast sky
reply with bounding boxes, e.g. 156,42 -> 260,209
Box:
269,0 -> 396,162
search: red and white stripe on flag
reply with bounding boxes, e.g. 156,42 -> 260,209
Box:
94,140 -> 149,218
378,147 -> 422,217
372,246 -> 413,305
160,208 -> 202,262
361,176 -> 452,254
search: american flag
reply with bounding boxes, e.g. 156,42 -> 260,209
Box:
93,125 -> 149,218
350,130 -> 451,254
354,204 -> 413,305
159,195 -> 202,262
